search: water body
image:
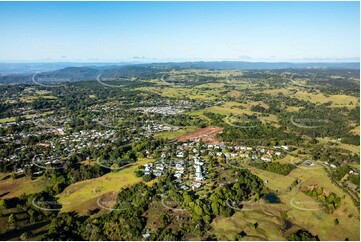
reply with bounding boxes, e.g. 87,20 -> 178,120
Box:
263,192 -> 281,203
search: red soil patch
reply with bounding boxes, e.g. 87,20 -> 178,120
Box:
177,126 -> 223,144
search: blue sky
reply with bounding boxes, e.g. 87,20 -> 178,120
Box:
0,1 -> 359,62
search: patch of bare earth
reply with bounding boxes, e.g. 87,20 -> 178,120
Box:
177,126 -> 223,144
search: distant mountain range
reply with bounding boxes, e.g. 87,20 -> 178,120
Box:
184,61 -> 360,70
0,62 -> 135,75
0,61 -> 359,84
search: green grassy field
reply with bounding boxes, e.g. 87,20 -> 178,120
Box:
0,111 -> 53,124
188,101 -> 279,125
0,117 -> 16,123
261,88 -> 359,107
233,164 -> 361,241
57,158 -> 156,215
188,102 -> 253,116
211,164 -> 360,240
154,126 -> 199,139
284,167 -> 359,240
212,208 -> 287,241
0,173 -> 51,198
317,137 -> 360,155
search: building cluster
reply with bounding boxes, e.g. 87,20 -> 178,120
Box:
1,127 -> 117,175
144,123 -> 178,133
141,142 -> 292,191
144,158 -> 166,178
139,106 -> 185,115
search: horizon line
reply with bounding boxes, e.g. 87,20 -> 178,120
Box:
0,59 -> 360,64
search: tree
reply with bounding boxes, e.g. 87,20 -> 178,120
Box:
8,214 -> 15,223
10,172 -> 16,180
183,192 -> 192,204
134,170 -> 143,177
211,202 -> 219,216
316,187 -> 323,196
235,231 -> 247,240
328,193 -> 335,203
110,163 -> 120,171
193,204 -> 204,216
249,222 -> 258,229
142,174 -> 153,182
0,199 -> 8,209
20,232 -> 33,241
288,229 -> 319,241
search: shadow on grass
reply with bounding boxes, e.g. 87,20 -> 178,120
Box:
0,220 -> 50,241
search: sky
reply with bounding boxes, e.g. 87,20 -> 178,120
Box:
0,1 -> 359,62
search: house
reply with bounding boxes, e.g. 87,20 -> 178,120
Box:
174,173 -> 182,179
179,185 -> 189,190
175,169 -> 184,174
16,168 -> 24,174
194,165 -> 202,173
195,175 -> 204,182
142,233 -> 150,239
191,182 -> 202,190
261,157 -> 271,162
176,151 -> 185,158
154,172 -> 162,177
156,164 -> 164,171
172,178 -> 181,184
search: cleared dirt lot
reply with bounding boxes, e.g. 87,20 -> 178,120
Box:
177,126 -> 223,144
